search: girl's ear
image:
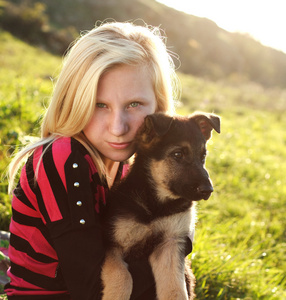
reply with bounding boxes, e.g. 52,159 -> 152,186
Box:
191,112 -> 221,140
136,113 -> 174,145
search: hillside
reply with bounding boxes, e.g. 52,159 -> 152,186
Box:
1,0 -> 286,88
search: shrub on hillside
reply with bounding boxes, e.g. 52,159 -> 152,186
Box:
0,1 -> 48,40
0,0 -> 76,54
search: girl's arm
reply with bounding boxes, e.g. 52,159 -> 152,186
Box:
38,139 -> 105,299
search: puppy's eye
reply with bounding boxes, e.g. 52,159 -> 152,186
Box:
173,151 -> 183,160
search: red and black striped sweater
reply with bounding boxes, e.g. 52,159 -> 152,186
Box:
5,137 -> 129,299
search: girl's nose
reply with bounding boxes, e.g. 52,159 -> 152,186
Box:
109,111 -> 129,137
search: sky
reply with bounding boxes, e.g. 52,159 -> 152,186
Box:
156,0 -> 286,53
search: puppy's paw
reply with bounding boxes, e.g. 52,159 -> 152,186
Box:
101,250 -> 133,300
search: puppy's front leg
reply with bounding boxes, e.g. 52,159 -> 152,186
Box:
101,247 -> 132,300
149,239 -> 189,300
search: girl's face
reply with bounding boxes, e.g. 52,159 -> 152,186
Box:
83,64 -> 157,165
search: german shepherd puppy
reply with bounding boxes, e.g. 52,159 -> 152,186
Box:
101,112 -> 220,300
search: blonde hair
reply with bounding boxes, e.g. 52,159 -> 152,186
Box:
8,21 -> 180,192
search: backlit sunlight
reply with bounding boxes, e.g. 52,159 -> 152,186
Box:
156,0 -> 286,53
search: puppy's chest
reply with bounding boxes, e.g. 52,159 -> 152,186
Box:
113,209 -> 193,254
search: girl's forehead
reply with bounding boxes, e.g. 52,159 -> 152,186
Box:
97,65 -> 156,102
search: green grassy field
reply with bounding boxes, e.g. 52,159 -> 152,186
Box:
188,111 -> 286,299
0,30 -> 285,299
177,74 -> 286,299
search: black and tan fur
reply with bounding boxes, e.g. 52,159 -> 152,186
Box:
101,112 -> 220,300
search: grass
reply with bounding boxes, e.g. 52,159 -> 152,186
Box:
0,30 -> 286,299
176,74 -> 286,298
0,29 -> 61,230
189,110 -> 286,299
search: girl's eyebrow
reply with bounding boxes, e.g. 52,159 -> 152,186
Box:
96,96 -> 152,103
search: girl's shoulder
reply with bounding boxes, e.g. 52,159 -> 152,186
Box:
31,137 -> 96,186
44,136 -> 89,157
32,136 -> 91,171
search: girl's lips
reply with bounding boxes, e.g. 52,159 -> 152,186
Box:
108,142 -> 131,150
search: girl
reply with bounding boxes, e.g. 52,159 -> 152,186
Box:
5,21 -> 184,299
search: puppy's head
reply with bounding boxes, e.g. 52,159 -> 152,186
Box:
135,112 -> 220,202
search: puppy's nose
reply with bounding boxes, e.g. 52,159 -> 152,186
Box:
197,185 -> 214,200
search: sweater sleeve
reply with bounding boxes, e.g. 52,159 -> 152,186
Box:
36,138 -> 105,299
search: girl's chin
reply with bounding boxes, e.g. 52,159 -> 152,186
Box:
101,150 -> 134,163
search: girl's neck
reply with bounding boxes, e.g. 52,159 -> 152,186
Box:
104,160 -> 120,188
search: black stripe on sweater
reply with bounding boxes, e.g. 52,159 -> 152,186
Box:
9,262 -> 66,291
14,180 -> 37,211
26,151 -> 51,224
10,234 -> 57,264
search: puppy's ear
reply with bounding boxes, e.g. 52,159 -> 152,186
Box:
191,112 -> 221,140
137,113 -> 174,144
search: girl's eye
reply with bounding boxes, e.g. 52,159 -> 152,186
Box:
128,102 -> 140,108
96,103 -> 107,108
